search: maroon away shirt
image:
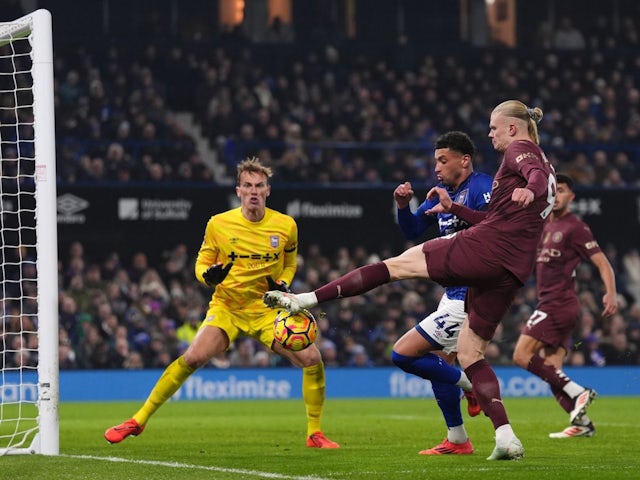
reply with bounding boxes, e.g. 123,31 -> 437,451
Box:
536,212 -> 602,307
466,139 -> 556,283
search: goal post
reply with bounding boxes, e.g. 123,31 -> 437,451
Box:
0,9 -> 58,455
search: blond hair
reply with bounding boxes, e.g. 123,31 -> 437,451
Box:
236,156 -> 273,184
493,100 -> 544,144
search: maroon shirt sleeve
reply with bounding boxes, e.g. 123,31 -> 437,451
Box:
449,203 -> 488,225
525,169 -> 549,197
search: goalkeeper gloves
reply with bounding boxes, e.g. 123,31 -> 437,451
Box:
202,262 -> 233,287
267,276 -> 291,292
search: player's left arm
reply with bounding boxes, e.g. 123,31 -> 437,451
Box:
513,168 -> 547,207
512,146 -> 553,209
590,251 -> 618,317
278,221 -> 298,286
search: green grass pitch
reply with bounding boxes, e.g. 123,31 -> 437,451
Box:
3,397 -> 639,480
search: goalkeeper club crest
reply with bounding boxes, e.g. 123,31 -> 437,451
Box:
270,235 -> 280,247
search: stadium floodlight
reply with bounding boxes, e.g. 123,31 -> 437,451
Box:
0,9 -> 58,455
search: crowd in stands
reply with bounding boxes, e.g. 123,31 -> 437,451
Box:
52,14 -> 640,187
54,45 -> 213,183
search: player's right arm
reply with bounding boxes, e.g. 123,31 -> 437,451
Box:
426,186 -> 488,225
195,217 -> 222,286
395,182 -> 437,239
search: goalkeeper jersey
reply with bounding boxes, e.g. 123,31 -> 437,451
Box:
195,207 -> 298,312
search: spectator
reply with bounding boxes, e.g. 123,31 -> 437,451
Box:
228,338 -> 259,368
346,344 -> 374,367
601,333 -> 639,365
176,309 -> 201,352
553,17 -> 586,50
123,351 -> 145,369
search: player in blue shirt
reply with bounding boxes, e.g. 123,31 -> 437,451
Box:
392,131 -> 493,455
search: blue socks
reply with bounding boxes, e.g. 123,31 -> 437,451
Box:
392,351 -> 464,428
391,351 -> 462,384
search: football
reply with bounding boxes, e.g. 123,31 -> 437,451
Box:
273,309 -> 318,351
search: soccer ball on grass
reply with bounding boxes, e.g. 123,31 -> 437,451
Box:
273,309 -> 318,351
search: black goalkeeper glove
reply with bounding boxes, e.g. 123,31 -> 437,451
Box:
266,276 -> 291,292
202,262 -> 233,287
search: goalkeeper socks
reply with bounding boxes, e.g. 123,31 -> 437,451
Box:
303,362 -> 325,435
133,356 -> 195,425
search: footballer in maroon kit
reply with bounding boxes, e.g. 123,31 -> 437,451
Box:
265,100 -> 556,460
513,173 -> 617,438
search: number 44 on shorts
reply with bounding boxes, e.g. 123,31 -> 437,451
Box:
433,313 -> 459,339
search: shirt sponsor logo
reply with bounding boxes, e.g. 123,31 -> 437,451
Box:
537,247 -> 562,262
57,193 -> 88,224
515,151 -> 538,163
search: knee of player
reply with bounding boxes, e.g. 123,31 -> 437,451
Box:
291,345 -> 322,368
511,347 -> 529,368
391,350 -> 410,369
182,352 -> 207,369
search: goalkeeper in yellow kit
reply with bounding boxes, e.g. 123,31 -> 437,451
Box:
105,157 -> 339,448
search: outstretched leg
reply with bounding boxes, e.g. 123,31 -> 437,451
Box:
265,245 -> 431,312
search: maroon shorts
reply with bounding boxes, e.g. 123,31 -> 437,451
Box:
422,233 -> 508,287
422,233 -> 522,341
521,298 -> 581,350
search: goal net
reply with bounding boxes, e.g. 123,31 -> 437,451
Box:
0,9 -> 58,455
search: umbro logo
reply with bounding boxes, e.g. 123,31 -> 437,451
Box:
57,193 -> 89,224
57,193 -> 89,215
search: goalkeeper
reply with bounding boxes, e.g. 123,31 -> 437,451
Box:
105,157 -> 339,449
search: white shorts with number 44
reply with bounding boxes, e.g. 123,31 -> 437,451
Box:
416,294 -> 466,354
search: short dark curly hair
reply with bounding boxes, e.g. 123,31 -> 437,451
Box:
434,131 -> 476,157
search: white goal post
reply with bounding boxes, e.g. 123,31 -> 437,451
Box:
0,9 -> 58,455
